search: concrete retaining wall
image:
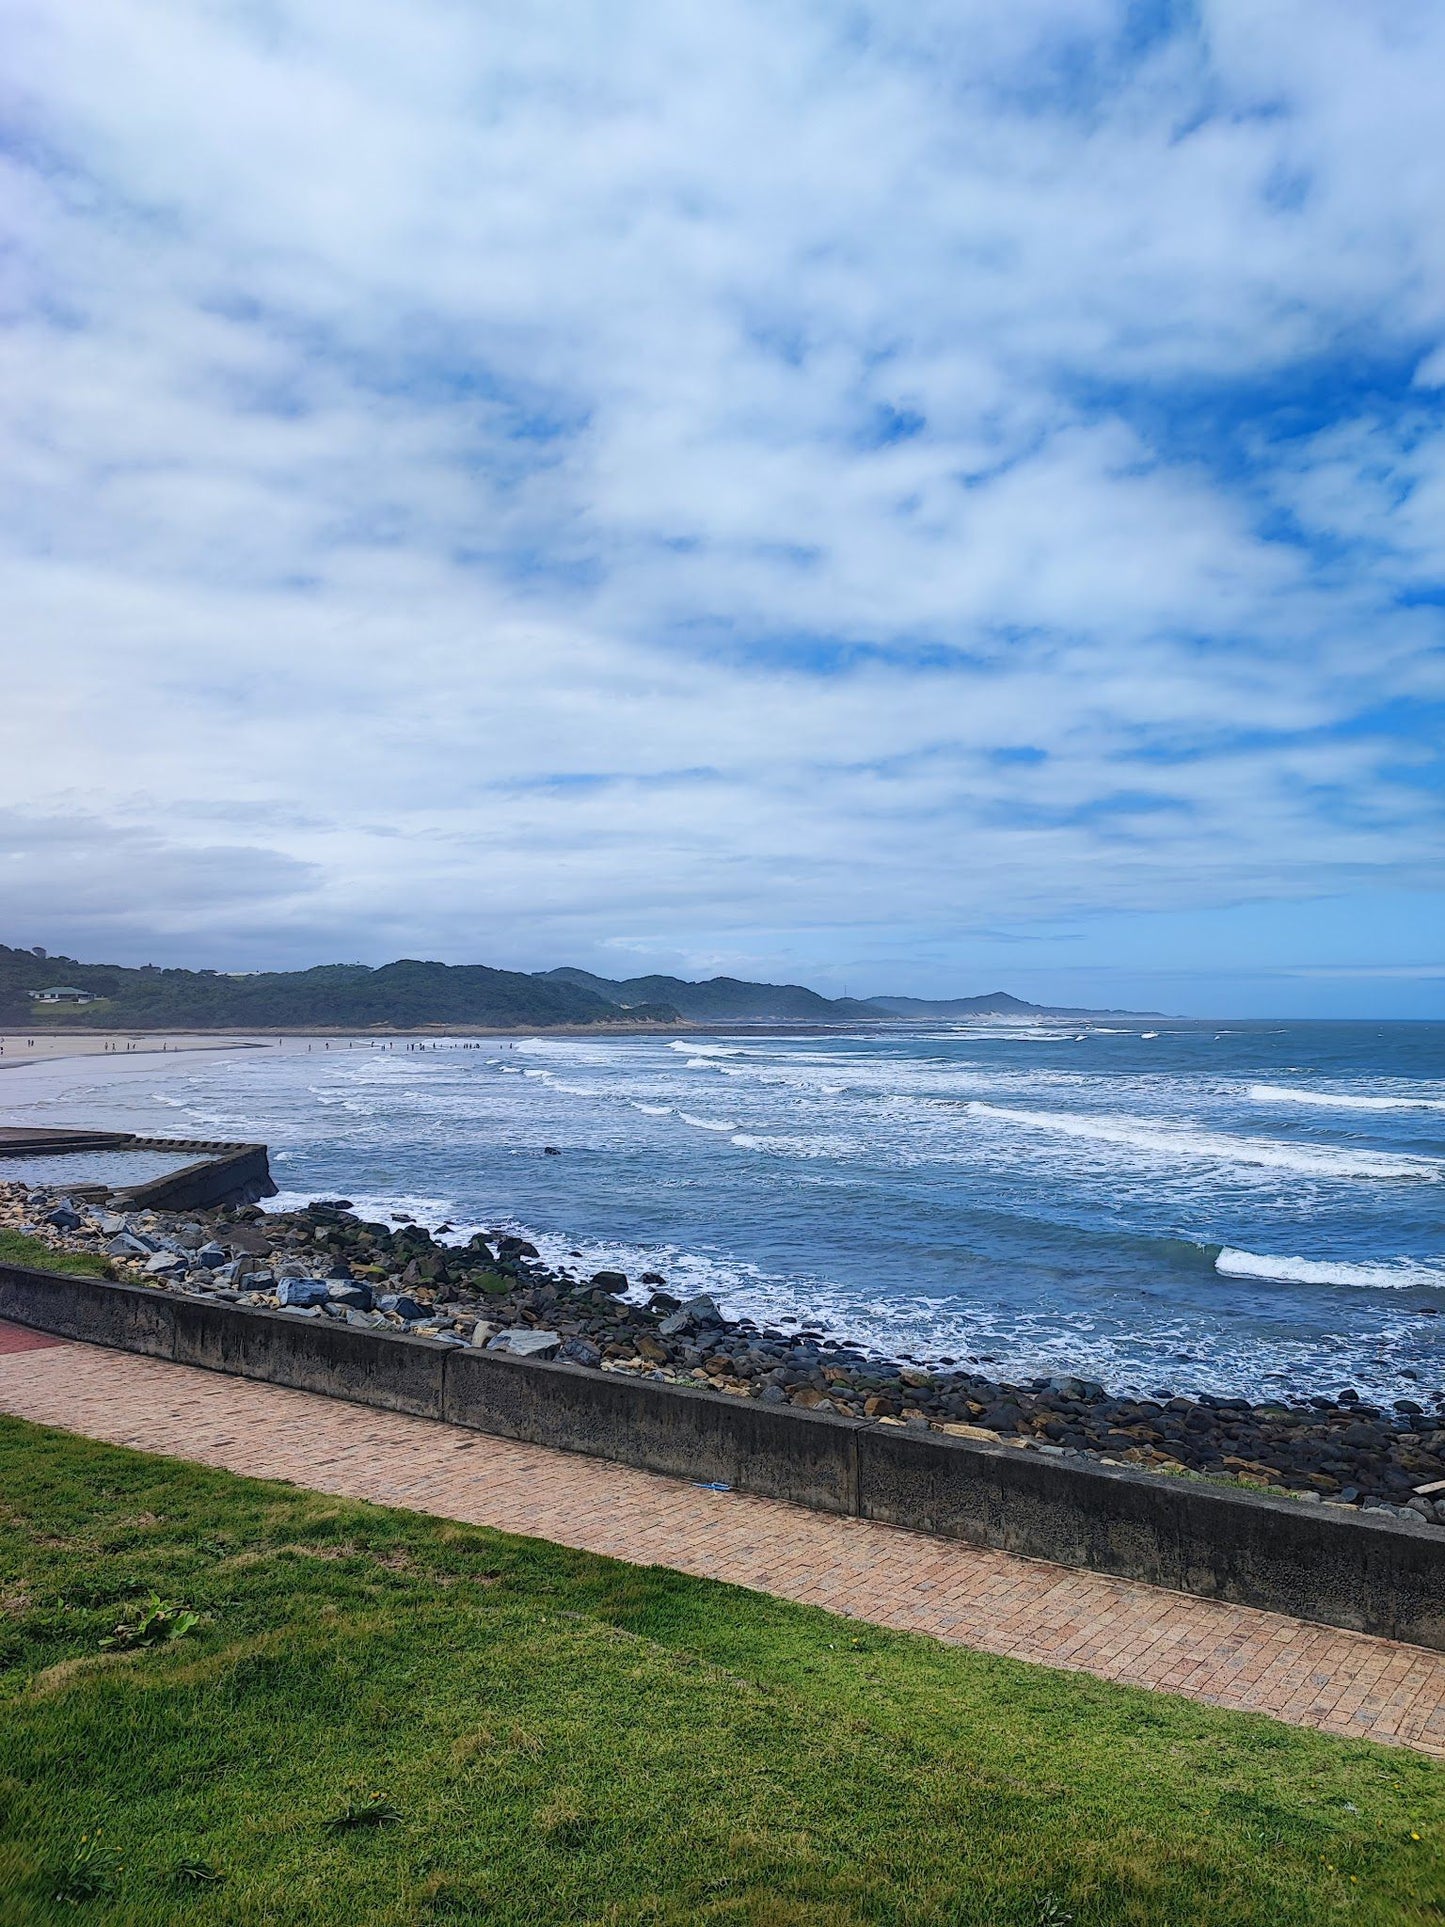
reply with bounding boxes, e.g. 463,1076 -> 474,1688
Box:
118,1140 -> 277,1211
3,1258 -> 1443,1651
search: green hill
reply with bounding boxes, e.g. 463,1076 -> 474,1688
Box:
0,947 -> 677,1031
538,966 -> 888,1021
0,940 -> 1149,1031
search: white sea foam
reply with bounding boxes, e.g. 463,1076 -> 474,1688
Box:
1216,1247 -> 1445,1292
670,1042 -> 743,1057
631,1101 -> 673,1115
1249,1083 -> 1445,1113
730,1131 -> 862,1159
679,1113 -> 739,1132
966,1102 -> 1444,1181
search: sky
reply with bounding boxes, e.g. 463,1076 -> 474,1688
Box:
1,0 -> 1442,1017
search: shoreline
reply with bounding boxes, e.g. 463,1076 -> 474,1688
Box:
0,1025 -> 697,1071
4,1176 -> 1443,1528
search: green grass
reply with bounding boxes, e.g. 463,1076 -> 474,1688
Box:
0,1419 -> 1441,1926
0,1229 -> 114,1281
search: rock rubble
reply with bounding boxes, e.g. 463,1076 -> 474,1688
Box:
4,1181 -> 1443,1525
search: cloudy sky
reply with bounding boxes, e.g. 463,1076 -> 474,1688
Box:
2,0 -> 1442,1014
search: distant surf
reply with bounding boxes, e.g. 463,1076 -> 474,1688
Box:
1250,1082 -> 1445,1113
965,1101 -> 1443,1181
6,1015 -> 1444,1403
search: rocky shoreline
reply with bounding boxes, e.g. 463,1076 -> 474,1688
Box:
6,1179 -> 1445,1527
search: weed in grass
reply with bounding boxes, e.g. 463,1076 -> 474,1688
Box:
99,1590 -> 200,1649
47,1831 -> 120,1904
171,1856 -> 225,1885
325,1793 -> 404,1831
535,1791 -> 593,1847
1035,1899 -> 1073,1927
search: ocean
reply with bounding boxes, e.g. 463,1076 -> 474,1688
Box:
3,1020 -> 1443,1406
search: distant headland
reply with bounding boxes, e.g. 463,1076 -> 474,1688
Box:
0,941 -> 1158,1032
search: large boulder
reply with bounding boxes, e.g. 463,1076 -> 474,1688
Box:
559,1336 -> 603,1369
107,1231 -> 157,1259
227,1226 -> 274,1258
486,1329 -> 562,1360
327,1280 -> 374,1311
658,1294 -> 724,1338
276,1276 -> 330,1308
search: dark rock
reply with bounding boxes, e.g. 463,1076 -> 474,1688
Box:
591,1270 -> 629,1292
646,1290 -> 683,1314
487,1329 -> 562,1360
559,1337 -> 603,1368
378,1293 -> 426,1320
227,1226 -> 273,1258
658,1294 -> 724,1338
43,1204 -> 83,1232
327,1280 -> 374,1311
276,1277 -> 330,1308
107,1231 -> 156,1259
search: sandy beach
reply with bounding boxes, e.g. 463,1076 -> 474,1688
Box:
0,1026 -> 692,1072
0,1031 -> 277,1070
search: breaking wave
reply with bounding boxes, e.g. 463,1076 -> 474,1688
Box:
1216,1247 -> 1445,1292
1250,1083 -> 1445,1113
966,1102 -> 1443,1181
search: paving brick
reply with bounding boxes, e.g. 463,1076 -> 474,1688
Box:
1,1327 -> 1444,1756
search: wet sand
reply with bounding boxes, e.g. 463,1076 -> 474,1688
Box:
0,1025 -> 687,1071
0,1032 -> 273,1070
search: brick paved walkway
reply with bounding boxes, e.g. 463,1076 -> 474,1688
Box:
3,1330 -> 1445,1757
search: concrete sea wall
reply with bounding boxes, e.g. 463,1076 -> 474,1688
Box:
117,1139 -> 277,1211
3,1258 -> 1443,1651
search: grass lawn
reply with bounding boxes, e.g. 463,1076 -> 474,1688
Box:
0,1419 -> 1441,1926
0,1229 -> 113,1279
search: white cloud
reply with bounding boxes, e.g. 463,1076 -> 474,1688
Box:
0,0 -> 1441,990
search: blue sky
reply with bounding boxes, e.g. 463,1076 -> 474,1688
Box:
1,0 -> 1442,1015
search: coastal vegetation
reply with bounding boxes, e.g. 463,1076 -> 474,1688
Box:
1,1417 -> 1443,1925
0,948 -> 679,1032
0,941 -> 1092,1031
0,1226 -> 112,1280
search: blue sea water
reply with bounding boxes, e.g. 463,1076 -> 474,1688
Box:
3,1020 -> 1443,1405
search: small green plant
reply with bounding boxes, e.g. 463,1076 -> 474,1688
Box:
49,1831 -> 121,1904
324,1793 -> 403,1832
1036,1898 -> 1073,1926
172,1857 -> 225,1885
99,1591 -> 200,1650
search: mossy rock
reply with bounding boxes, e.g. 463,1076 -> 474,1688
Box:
470,1270 -> 512,1296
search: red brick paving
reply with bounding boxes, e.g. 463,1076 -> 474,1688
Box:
2,1326 -> 1444,1757
0,1322 -> 66,1355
